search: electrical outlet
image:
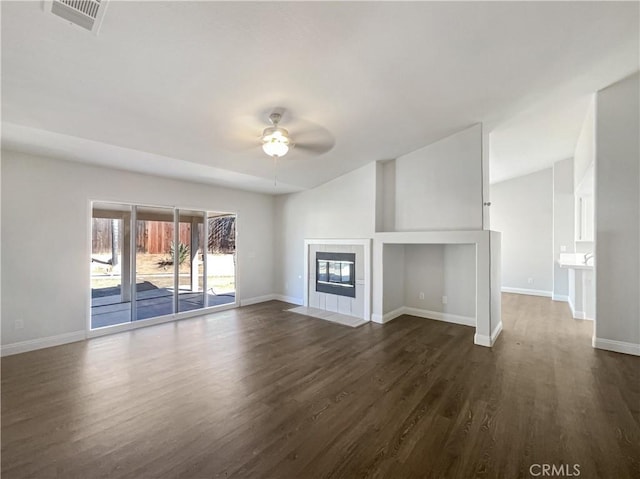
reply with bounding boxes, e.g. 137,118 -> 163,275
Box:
442,296 -> 448,305
528,277 -> 534,285
14,319 -> 24,330
285,282 -> 289,291
419,292 -> 425,300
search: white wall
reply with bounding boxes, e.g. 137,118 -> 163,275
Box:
595,72 -> 640,353
491,168 -> 553,294
574,98 -> 595,253
375,160 -> 396,232
395,124 -> 483,231
553,158 -> 575,298
574,96 -> 596,190
1,151 -> 276,346
490,232 -> 502,335
382,244 -> 405,314
274,163 -> 376,303
403,244 -> 475,318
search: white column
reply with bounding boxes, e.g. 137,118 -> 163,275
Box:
482,124 -> 491,230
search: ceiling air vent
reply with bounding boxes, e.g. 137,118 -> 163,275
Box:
48,0 -> 108,34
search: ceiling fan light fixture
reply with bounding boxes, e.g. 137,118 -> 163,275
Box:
261,122 -> 291,158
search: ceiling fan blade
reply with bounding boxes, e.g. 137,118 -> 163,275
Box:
289,121 -> 334,156
218,114 -> 265,152
294,141 -> 334,155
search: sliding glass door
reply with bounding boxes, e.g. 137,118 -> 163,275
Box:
206,213 -> 236,308
90,203 -> 132,328
134,206 -> 175,321
177,209 -> 205,313
90,203 -> 236,330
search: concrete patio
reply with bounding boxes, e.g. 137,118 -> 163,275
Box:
91,282 -> 235,328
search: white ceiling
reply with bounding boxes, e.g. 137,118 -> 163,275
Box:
2,1 -> 638,193
489,94 -> 594,184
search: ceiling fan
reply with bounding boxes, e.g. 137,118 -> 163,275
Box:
229,108 -> 335,158
222,108 -> 335,186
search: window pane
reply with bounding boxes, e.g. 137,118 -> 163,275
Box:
134,206 -> 175,321
91,203 -> 132,329
177,210 -> 205,313
206,213 -> 236,308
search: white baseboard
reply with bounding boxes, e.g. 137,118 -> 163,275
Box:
239,294 -> 278,306
381,307 -> 405,324
501,287 -> 552,298
274,295 -> 304,305
373,306 -> 475,327
492,321 -> 503,343
240,294 -> 304,306
474,321 -> 503,347
403,307 -> 475,327
566,297 -> 592,320
1,330 -> 86,357
552,294 -> 569,302
593,337 -> 640,356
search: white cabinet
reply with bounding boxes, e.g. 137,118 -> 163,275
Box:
577,195 -> 594,241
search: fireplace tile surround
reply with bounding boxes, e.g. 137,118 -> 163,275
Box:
307,244 -> 365,318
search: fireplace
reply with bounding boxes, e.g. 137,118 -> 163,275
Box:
315,252 -> 356,298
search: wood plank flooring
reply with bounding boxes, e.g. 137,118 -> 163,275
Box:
2,294 -> 639,478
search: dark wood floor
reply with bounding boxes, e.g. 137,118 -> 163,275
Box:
2,294 -> 639,478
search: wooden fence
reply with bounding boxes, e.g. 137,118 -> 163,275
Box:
92,217 -> 235,255
92,218 -> 116,254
